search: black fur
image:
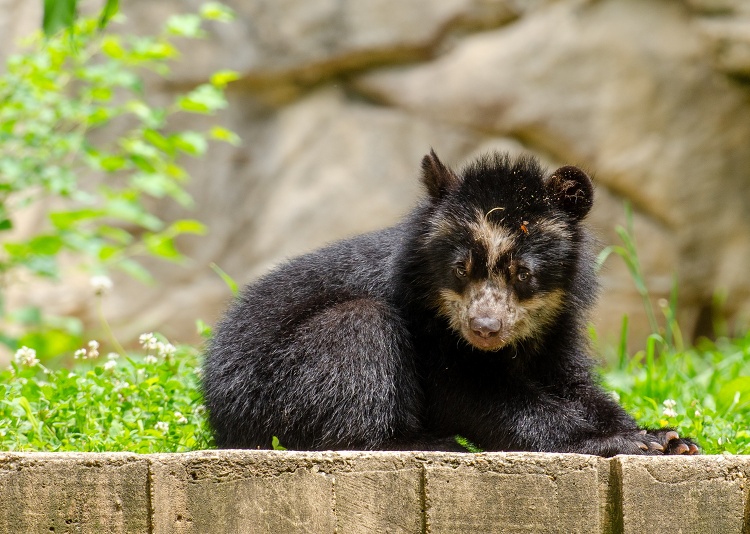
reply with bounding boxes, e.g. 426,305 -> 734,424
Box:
203,151 -> 698,456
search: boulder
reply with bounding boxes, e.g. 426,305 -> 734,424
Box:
1,0 -> 749,351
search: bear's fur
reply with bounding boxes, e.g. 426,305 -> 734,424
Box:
202,150 -> 698,456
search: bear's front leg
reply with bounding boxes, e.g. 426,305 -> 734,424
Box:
485,382 -> 701,457
557,388 -> 701,456
573,428 -> 700,456
639,428 -> 700,455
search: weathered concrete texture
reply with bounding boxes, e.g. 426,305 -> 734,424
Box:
423,453 -> 606,533
0,452 -> 150,534
150,450 -> 336,534
1,451 -> 750,533
616,454 -> 750,534
332,454 -> 423,534
150,450 -> 425,534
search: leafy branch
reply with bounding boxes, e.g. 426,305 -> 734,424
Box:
0,4 -> 239,353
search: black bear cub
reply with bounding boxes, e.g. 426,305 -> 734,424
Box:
203,150 -> 699,456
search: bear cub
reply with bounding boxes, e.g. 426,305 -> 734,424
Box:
203,150 -> 699,456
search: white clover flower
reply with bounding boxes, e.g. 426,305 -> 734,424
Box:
662,399 -> 677,408
174,411 -> 188,424
74,341 -> 101,360
139,333 -> 158,350
610,391 -> 620,403
90,275 -> 113,295
194,405 -> 206,416
154,421 -> 169,433
663,407 -> 678,418
14,347 -> 39,367
112,379 -> 130,392
694,410 -> 702,417
157,342 -> 176,359
136,368 -> 145,377
107,352 -> 120,361
103,360 -> 117,371
87,340 -> 100,359
144,354 -> 158,365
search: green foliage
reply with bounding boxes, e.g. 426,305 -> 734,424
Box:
0,6 -> 238,353
0,336 -> 212,452
3,329 -> 749,454
597,203 -> 750,454
43,0 -> 78,36
43,0 -> 121,36
601,333 -> 750,455
455,435 -> 482,453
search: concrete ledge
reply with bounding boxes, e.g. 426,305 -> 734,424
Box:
0,451 -> 747,533
0,452 -> 150,533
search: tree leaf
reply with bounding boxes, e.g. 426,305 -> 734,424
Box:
172,131 -> 207,156
98,0 -> 119,30
177,85 -> 227,114
200,3 -> 235,22
165,14 -> 204,38
43,0 -> 77,36
210,126 -> 241,146
210,70 -> 240,88
168,219 -> 207,236
144,234 -> 182,261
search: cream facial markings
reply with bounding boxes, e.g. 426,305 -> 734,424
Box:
469,209 -> 516,271
511,288 -> 566,343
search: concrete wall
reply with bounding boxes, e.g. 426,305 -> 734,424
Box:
0,450 -> 746,533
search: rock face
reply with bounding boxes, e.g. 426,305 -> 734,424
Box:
1,0 -> 750,349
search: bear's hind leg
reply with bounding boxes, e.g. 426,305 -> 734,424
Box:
271,298 -> 422,450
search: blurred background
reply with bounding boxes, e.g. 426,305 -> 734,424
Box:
1,0 -> 749,354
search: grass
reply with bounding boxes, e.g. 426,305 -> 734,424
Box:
0,336 -> 212,452
600,332 -> 750,455
595,202 -> 750,455
2,328 -> 749,454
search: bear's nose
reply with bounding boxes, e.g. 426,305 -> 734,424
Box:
470,316 -> 501,338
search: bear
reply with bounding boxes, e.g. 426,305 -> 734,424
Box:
202,150 -> 699,456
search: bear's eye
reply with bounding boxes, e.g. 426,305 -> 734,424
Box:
516,268 -> 531,282
454,264 -> 468,280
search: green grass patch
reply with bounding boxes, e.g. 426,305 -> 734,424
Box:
0,336 -> 212,452
2,329 -> 749,454
600,331 -> 750,455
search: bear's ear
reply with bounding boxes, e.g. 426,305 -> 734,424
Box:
545,165 -> 594,220
421,149 -> 461,201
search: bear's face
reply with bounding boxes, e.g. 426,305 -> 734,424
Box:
419,151 -> 593,352
424,208 -> 578,351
